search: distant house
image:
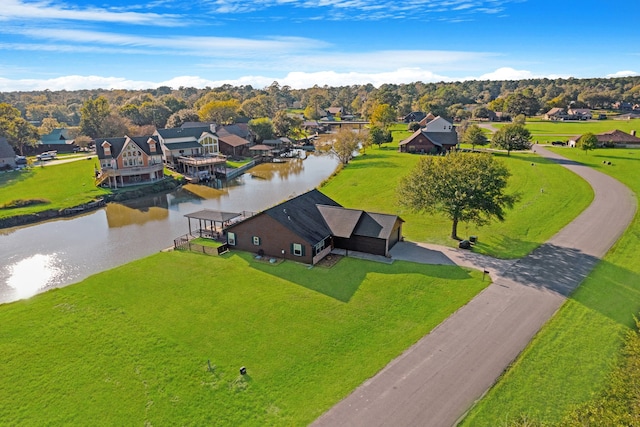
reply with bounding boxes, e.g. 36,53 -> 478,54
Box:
403,111 -> 427,123
0,137 -> 16,170
326,107 -> 344,117
614,112 -> 640,120
544,108 -> 568,121
38,128 -> 77,153
154,124 -> 217,168
217,131 -> 251,157
569,129 -> 640,148
567,108 -> 592,120
492,112 -> 511,122
218,123 -> 254,143
224,189 -> 404,265
614,101 -> 633,111
399,116 -> 458,154
418,112 -> 437,127
95,135 -> 165,188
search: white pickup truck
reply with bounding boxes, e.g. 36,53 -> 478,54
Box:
36,151 -> 58,161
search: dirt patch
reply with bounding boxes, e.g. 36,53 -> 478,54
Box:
315,254 -> 343,268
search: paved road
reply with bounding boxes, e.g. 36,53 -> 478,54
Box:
312,146 -> 637,427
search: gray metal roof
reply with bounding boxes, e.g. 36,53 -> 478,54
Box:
185,209 -> 242,222
0,137 -> 16,159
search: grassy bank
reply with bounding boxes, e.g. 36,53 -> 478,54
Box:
0,160 -> 109,219
321,133 -> 593,259
0,250 -> 486,425
461,147 -> 640,425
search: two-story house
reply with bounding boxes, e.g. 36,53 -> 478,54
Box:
95,135 -> 164,188
398,116 -> 458,154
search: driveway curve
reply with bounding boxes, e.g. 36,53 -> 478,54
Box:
312,146 -> 637,427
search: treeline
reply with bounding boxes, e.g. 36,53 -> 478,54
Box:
1,76 -> 639,126
1,76 -> 640,154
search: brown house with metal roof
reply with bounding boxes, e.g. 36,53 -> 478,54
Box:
570,129 -> 640,147
224,189 -> 403,264
399,116 -> 458,154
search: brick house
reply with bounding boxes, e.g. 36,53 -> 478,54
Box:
224,189 -> 404,264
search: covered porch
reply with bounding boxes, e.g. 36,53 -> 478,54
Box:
184,209 -> 255,240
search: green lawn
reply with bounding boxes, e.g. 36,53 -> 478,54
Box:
0,250 -> 486,426
461,147 -> 640,425
491,119 -> 640,143
0,160 -> 109,218
322,135 -> 593,259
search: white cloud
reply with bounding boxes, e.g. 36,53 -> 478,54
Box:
0,67 -> 570,92
0,0 -> 184,26
606,70 -> 638,78
1,27 -> 326,57
478,67 -> 535,80
206,0 -> 512,19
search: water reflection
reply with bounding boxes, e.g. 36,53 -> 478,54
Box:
105,203 -> 169,228
0,152 -> 339,304
6,253 -> 63,299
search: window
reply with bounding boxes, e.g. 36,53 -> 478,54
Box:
314,239 -> 325,255
292,243 -> 303,257
252,236 -> 261,246
200,136 -> 219,155
122,142 -> 143,167
227,232 -> 236,246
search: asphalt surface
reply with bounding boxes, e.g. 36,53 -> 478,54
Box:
312,146 -> 637,427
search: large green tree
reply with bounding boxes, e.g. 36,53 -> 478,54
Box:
166,109 -> 200,128
248,117 -> 275,142
198,99 -> 241,124
0,103 -> 39,155
491,123 -> 532,156
331,127 -> 362,165
80,96 -> 111,138
461,124 -> 489,151
577,132 -> 598,154
273,110 -> 302,138
398,151 -> 517,239
368,125 -> 393,148
369,103 -> 396,129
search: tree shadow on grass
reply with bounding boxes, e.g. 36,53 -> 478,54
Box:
0,168 -> 35,188
245,254 -> 473,303
501,243 -> 599,297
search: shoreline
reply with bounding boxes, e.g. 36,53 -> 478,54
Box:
0,177 -> 183,230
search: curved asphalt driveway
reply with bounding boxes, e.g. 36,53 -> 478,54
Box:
312,146 -> 637,427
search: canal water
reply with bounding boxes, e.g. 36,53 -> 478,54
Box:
0,153 -> 339,304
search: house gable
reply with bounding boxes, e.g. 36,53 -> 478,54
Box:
423,116 -> 454,132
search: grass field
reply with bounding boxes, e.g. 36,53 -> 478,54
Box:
490,118 -> 640,144
0,250 -> 486,426
0,160 -> 109,219
0,122 -> 618,425
321,127 -> 593,259
461,147 -> 640,425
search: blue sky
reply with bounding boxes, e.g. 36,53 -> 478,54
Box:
0,0 -> 638,91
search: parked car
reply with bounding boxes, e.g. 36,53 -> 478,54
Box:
15,155 -> 27,165
36,151 -> 57,161
551,141 -> 566,146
